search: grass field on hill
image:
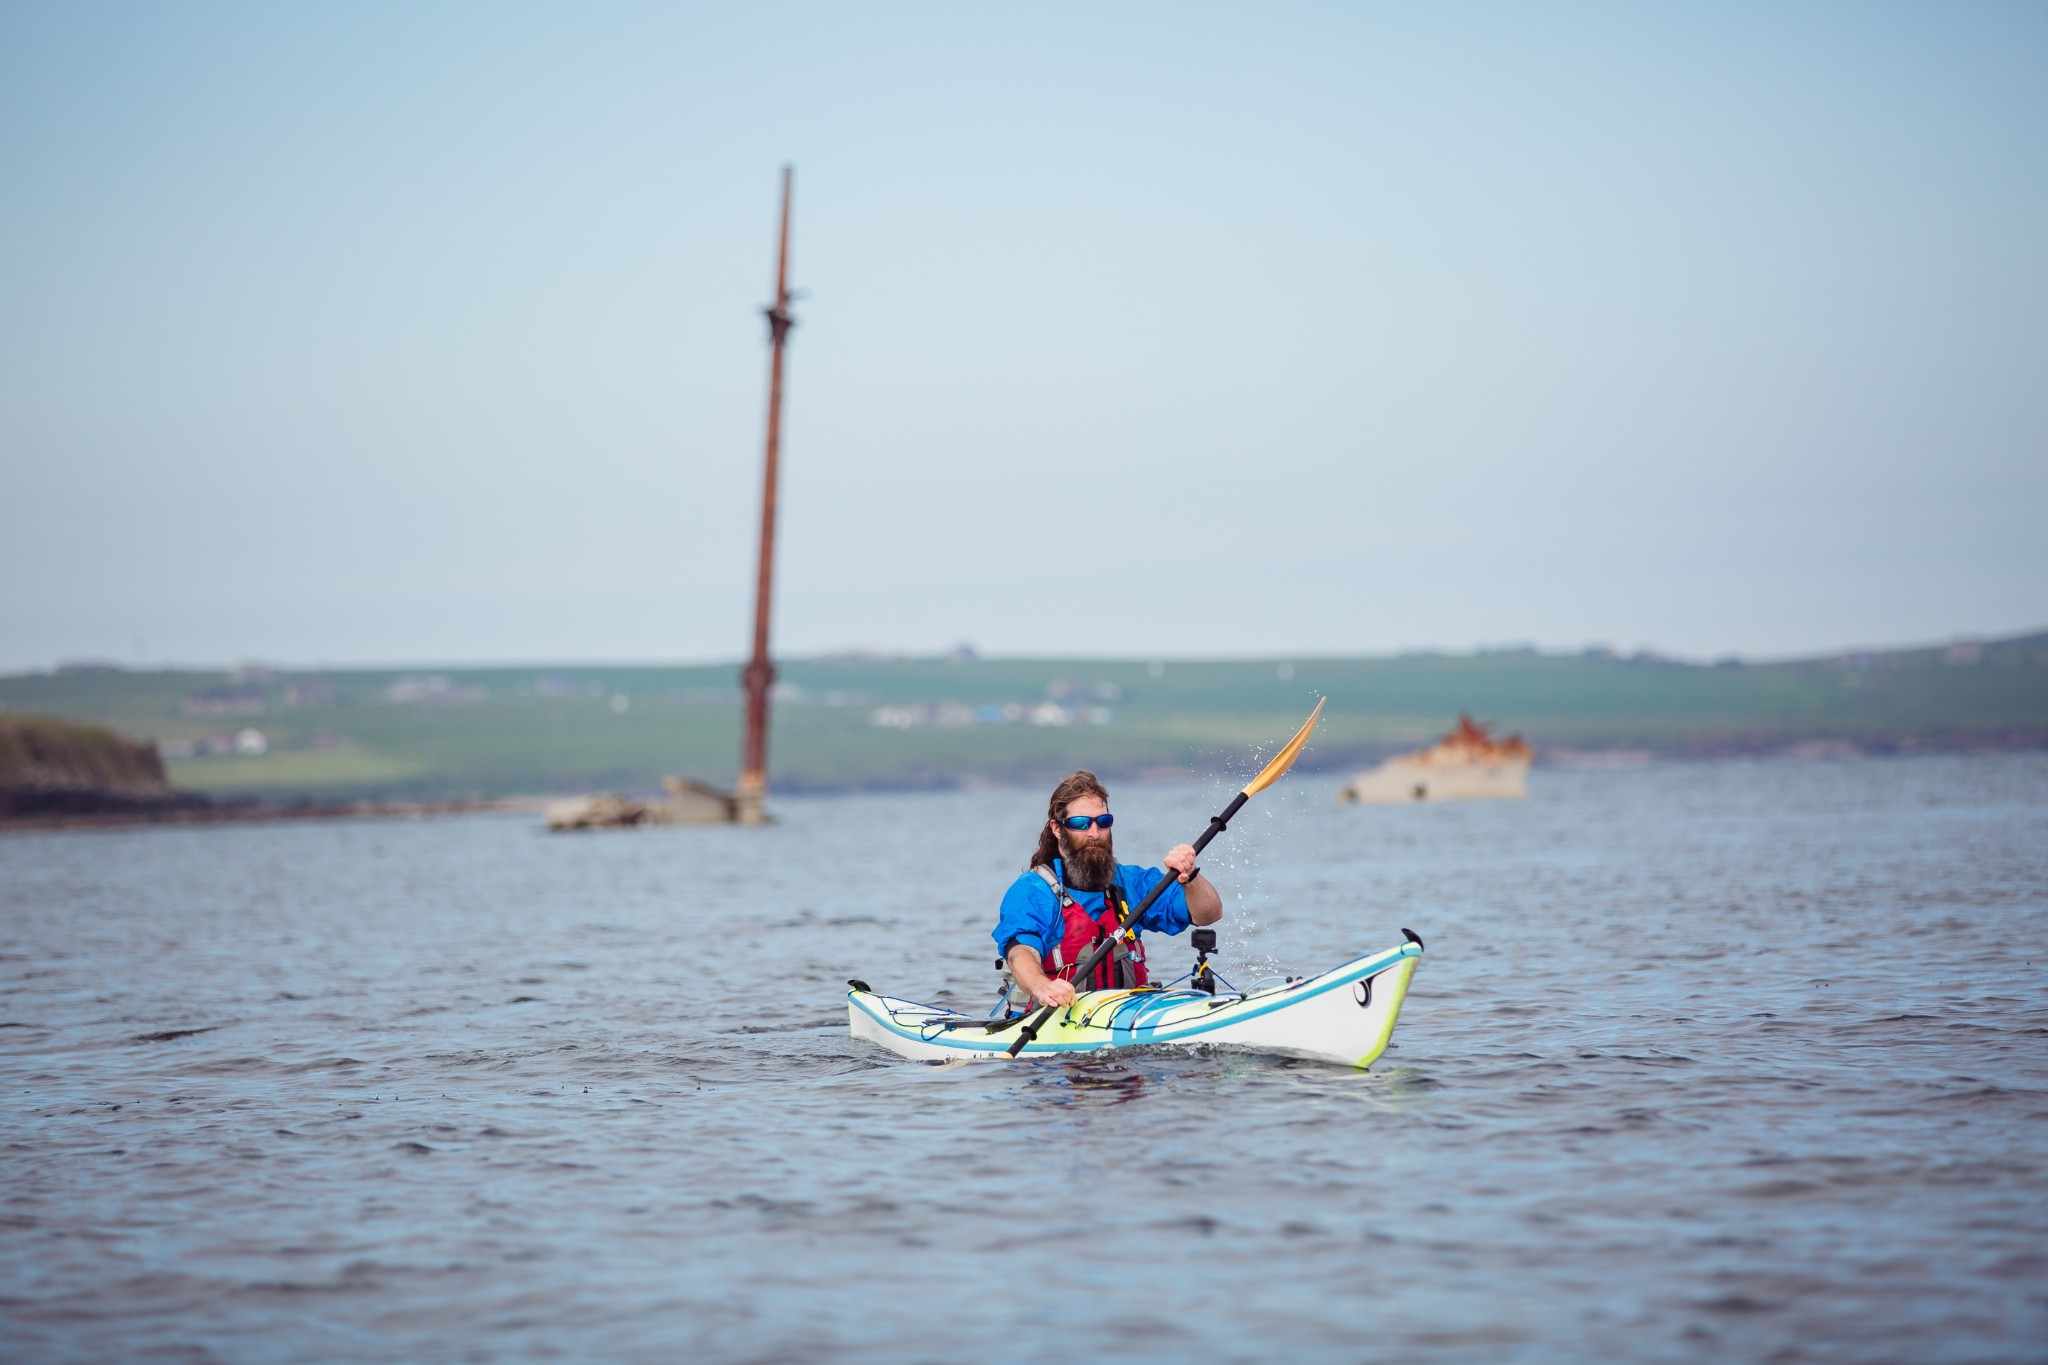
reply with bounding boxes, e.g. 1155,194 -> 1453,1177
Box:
2,632 -> 2043,801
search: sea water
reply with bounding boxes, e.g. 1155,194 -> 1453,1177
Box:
2,754 -> 2044,1362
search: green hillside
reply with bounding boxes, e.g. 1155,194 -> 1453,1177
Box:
2,632 -> 2043,801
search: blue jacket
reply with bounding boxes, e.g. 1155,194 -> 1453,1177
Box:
992,857 -> 1192,963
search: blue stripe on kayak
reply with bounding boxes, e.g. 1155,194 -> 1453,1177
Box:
849,942 -> 1419,1055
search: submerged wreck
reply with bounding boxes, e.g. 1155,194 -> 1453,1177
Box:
1339,715 -> 1533,804
544,777 -> 740,831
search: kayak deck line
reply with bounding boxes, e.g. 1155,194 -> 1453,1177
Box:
858,981 -> 1223,1037
848,938 -> 1424,1069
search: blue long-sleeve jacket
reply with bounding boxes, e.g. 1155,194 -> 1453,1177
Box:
991,857 -> 1192,963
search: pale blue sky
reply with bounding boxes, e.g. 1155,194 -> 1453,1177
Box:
2,2 -> 2043,672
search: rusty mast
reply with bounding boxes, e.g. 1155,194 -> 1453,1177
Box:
737,166 -> 793,825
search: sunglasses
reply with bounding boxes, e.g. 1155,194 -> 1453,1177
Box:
1061,813 -> 1114,831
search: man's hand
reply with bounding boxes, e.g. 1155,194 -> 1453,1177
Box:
1008,943 -> 1075,1010
1164,843 -> 1200,883
1033,979 -> 1077,1010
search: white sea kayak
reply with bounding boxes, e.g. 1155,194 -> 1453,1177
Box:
847,934 -> 1424,1069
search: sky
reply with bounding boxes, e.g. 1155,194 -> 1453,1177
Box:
2,2 -> 2043,673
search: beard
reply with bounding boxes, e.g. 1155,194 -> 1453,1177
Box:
1060,834 -> 1117,891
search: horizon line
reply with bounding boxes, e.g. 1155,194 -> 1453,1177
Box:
9,625 -> 2043,680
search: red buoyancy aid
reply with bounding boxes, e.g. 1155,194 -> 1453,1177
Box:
1038,867 -> 1149,991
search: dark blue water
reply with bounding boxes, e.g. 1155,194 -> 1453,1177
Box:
3,754 -> 2045,1362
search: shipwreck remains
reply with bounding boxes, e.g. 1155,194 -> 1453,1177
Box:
735,164 -> 796,827
546,168 -> 795,832
1339,714 -> 1533,804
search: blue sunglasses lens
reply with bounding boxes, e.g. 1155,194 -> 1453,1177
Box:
1062,813 -> 1113,831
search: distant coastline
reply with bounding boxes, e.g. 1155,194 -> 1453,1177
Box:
3,630 -> 2043,811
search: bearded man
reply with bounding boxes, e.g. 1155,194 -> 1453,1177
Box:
993,769 -> 1224,1012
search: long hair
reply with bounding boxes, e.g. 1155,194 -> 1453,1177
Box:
1031,769 -> 1110,869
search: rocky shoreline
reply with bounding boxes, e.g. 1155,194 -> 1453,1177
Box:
0,794 -> 533,835
0,713 -> 188,819
0,712 -> 536,833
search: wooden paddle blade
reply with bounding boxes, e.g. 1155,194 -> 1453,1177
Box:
1242,698 -> 1325,796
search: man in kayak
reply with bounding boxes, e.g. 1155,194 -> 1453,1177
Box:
994,769 -> 1222,1012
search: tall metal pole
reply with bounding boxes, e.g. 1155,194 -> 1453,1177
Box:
737,166 -> 793,825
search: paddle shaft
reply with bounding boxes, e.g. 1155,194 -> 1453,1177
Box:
1004,790 -> 1249,1056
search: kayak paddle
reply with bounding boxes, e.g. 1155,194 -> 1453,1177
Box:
1005,698 -> 1325,1056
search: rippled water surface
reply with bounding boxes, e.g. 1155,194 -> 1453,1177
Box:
4,754 -> 2046,1362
